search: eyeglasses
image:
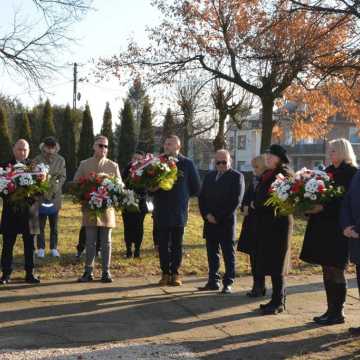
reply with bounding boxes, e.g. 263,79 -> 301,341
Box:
97,144 -> 108,149
216,160 -> 227,165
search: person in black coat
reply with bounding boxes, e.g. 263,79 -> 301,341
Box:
300,138 -> 357,325
122,150 -> 150,258
198,149 -> 244,294
341,168 -> 360,335
237,154 -> 267,297
152,135 -> 201,287
0,139 -> 40,284
253,144 -> 294,315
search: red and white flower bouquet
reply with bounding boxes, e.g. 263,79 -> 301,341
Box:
128,153 -> 179,191
265,168 -> 344,215
70,172 -> 138,217
0,162 -> 50,210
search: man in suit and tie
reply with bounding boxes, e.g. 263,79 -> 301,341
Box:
198,149 -> 245,293
152,135 -> 201,287
0,139 -> 40,284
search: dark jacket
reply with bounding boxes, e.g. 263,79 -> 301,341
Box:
153,154 -> 200,228
237,176 -> 258,254
252,165 -> 294,276
122,162 -> 148,214
199,169 -> 245,241
340,168 -> 360,265
300,162 -> 357,269
1,158 -> 32,235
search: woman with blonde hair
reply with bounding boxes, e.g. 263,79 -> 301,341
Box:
238,155 -> 268,297
300,138 -> 357,325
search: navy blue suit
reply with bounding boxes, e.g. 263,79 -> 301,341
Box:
153,154 -> 200,275
199,169 -> 244,286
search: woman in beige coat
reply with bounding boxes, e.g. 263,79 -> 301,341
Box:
74,135 -> 121,283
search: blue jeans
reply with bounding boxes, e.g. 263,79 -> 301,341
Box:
37,212 -> 59,250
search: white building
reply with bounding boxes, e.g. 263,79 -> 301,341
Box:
227,113 -> 262,172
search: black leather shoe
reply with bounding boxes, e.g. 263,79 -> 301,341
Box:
25,274 -> 40,284
198,283 -> 220,291
124,251 -> 132,259
314,312 -> 345,325
221,285 -> 232,294
313,311 -> 330,323
78,272 -> 94,282
349,326 -> 360,335
101,272 -> 113,283
261,303 -> 285,315
134,249 -> 141,258
259,300 -> 274,309
0,275 -> 10,285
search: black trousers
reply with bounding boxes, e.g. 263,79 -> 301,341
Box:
77,226 -> 100,253
158,226 -> 184,275
206,234 -> 236,287
122,211 -> 146,250
1,232 -> 35,275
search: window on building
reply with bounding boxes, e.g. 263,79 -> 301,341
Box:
237,135 -> 246,150
350,127 -> 360,143
228,136 -> 234,150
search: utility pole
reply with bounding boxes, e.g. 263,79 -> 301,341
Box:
73,62 -> 78,110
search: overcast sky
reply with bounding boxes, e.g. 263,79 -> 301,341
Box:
0,0 -> 161,132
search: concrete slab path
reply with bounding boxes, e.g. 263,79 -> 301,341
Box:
0,275 -> 359,359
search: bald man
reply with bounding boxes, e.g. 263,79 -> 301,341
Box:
0,139 -> 40,284
198,149 -> 244,294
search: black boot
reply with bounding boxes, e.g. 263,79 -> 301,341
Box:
314,282 -> 346,325
313,280 -> 332,322
78,271 -> 94,282
261,294 -> 286,315
247,276 -> 266,298
134,247 -> 141,258
25,272 -> 40,284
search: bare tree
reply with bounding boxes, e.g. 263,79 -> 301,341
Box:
211,80 -> 252,150
0,0 -> 92,89
174,77 -> 215,155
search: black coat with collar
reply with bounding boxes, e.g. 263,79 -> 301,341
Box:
300,161 -> 357,269
199,168 -> 245,241
252,165 -> 294,276
0,158 -> 32,235
153,154 -> 201,228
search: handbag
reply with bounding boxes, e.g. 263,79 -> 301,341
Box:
39,201 -> 57,216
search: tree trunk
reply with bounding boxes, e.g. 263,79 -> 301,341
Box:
213,112 -> 227,151
260,96 -> 275,153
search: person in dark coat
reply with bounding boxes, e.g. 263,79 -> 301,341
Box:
341,168 -> 360,335
198,149 -> 245,294
300,138 -> 357,325
237,154 -> 267,297
152,135 -> 201,287
253,144 -> 294,315
122,150 -> 150,258
0,139 -> 40,284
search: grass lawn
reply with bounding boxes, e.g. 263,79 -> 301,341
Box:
7,197 -> 347,280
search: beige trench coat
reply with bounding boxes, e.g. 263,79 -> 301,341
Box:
73,157 -> 121,228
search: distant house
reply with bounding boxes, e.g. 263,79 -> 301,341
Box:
227,105 -> 360,171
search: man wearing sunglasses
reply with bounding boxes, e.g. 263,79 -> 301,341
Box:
73,135 -> 121,283
198,149 -> 244,294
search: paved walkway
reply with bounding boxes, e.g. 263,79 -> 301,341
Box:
0,275 -> 359,359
